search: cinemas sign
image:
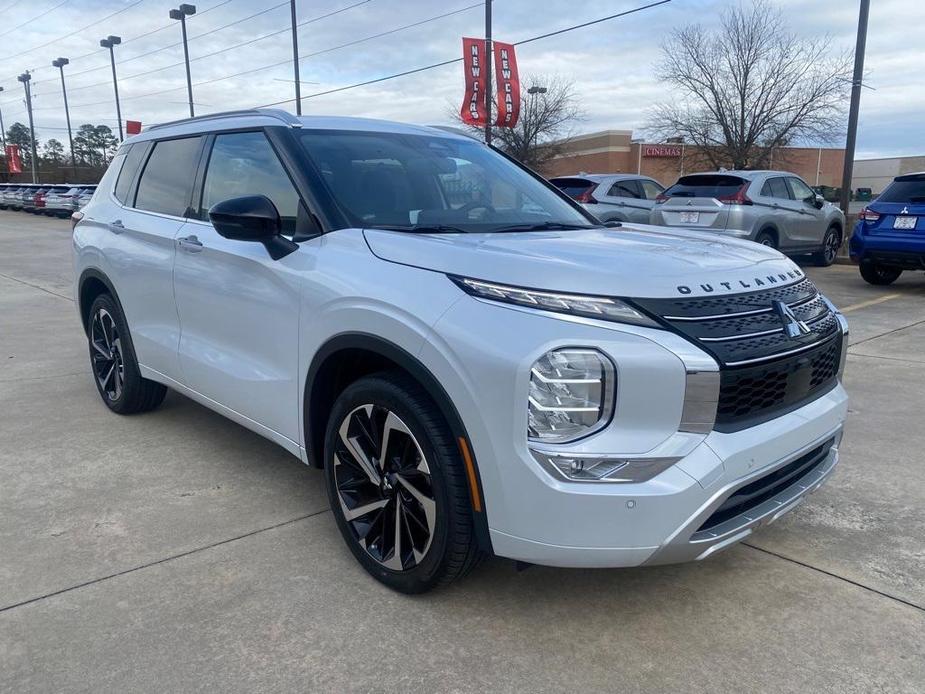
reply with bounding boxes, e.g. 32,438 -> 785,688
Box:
643,145 -> 683,158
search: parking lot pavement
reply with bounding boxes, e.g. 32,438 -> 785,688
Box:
2,211 -> 924,692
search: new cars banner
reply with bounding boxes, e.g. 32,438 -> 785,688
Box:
493,42 -> 520,128
5,144 -> 22,174
460,37 -> 488,125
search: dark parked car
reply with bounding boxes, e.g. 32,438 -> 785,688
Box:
849,172 -> 925,284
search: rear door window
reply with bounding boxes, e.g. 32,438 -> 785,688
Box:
665,175 -> 746,198
761,177 -> 791,200
135,136 -> 204,216
640,179 -> 664,200
608,179 -> 643,198
877,176 -> 925,203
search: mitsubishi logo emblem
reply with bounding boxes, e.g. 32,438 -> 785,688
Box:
901,206 -> 909,214
773,301 -> 811,338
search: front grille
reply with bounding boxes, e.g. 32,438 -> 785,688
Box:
632,276 -> 843,431
697,438 -> 835,532
716,336 -> 841,426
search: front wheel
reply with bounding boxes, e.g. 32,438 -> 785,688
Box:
814,226 -> 842,267
324,372 -> 480,593
859,262 -> 902,286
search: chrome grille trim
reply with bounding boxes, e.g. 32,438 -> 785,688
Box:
698,310 -> 832,343
662,293 -> 818,322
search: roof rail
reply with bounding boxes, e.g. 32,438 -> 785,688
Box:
145,108 -> 302,132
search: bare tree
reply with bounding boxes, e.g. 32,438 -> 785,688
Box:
455,75 -> 584,170
648,0 -> 851,170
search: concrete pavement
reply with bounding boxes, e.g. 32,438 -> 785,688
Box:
1,212 -> 923,692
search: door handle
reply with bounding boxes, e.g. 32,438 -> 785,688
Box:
109,219 -> 125,234
771,203 -> 780,209
177,235 -> 204,253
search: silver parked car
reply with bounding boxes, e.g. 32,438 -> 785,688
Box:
549,174 -> 665,224
649,171 -> 846,266
44,186 -> 82,217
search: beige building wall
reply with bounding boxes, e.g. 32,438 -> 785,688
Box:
542,130 -> 846,189
853,156 -> 925,194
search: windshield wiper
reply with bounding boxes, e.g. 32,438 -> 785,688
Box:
489,221 -> 597,233
367,224 -> 469,234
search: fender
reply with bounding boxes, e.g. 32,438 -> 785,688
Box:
76,267 -> 125,335
303,331 -> 492,550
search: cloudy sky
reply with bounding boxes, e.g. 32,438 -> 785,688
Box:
0,0 -> 921,159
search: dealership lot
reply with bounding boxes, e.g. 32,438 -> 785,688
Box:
1,211 -> 923,692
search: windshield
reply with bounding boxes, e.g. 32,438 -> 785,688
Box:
877,176 -> 925,203
298,130 -> 595,233
665,174 -> 746,198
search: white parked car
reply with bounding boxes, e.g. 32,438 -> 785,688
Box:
73,110 -> 849,593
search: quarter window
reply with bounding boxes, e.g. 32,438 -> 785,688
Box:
200,132 -> 301,234
114,143 -> 149,205
135,137 -> 203,216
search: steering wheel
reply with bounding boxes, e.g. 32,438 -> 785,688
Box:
457,200 -> 497,218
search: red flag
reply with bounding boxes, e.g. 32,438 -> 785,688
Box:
460,37 -> 488,126
5,144 -> 22,174
493,42 -> 520,128
126,120 -> 142,135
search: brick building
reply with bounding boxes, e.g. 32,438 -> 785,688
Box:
541,129 -> 846,188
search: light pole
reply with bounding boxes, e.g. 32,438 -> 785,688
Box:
0,86 -> 6,152
17,72 -> 38,183
53,57 -> 77,179
289,0 -> 301,115
839,0 -> 870,214
169,4 -> 196,118
100,35 -> 124,140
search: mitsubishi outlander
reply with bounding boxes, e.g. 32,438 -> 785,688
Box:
73,110 -> 849,593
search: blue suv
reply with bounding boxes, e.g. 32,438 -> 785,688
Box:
850,172 -> 925,284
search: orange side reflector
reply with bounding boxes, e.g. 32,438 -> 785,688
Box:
457,436 -> 482,513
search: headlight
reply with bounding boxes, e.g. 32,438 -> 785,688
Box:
451,276 -> 659,328
528,348 -> 615,443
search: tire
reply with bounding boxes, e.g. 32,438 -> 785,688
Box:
755,230 -> 777,249
323,371 -> 481,593
87,293 -> 167,414
813,226 -> 842,267
859,262 -> 902,286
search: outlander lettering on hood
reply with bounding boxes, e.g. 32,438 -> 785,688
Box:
676,268 -> 805,295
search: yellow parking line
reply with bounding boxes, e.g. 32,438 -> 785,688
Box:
840,294 -> 901,313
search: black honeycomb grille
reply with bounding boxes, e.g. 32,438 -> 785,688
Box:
631,277 -> 844,431
716,336 -> 842,428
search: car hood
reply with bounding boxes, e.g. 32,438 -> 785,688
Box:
363,224 -> 806,299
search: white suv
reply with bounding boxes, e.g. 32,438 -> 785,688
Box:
73,110 -> 849,593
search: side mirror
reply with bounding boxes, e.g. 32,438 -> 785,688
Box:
813,194 -> 825,209
208,195 -> 298,260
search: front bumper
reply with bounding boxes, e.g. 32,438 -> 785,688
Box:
428,292 -> 848,568
488,385 -> 846,567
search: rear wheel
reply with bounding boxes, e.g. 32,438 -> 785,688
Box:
813,226 -> 841,267
859,262 -> 902,286
324,372 -> 480,593
755,230 -> 777,249
87,294 -> 167,414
